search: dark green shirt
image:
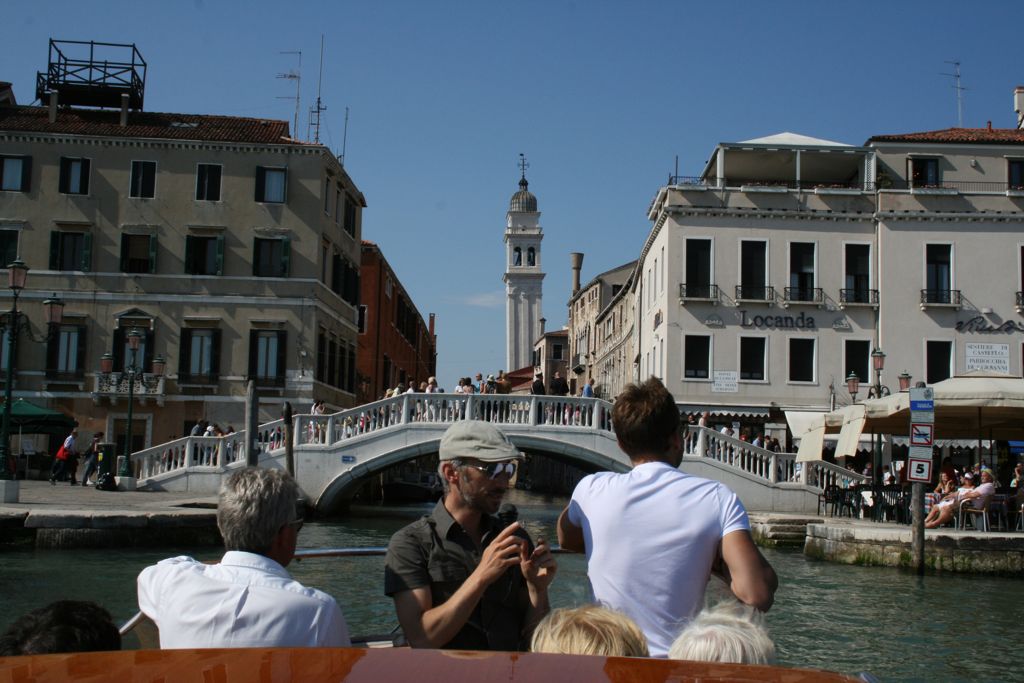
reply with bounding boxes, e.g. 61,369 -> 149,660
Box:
384,499 -> 530,651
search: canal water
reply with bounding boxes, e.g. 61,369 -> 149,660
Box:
1,489 -> 1019,682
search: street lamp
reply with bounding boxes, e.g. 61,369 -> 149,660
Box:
0,260 -> 64,482
118,329 -> 142,477
846,371 -> 860,403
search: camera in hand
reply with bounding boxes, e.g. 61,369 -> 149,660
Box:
497,503 -> 534,548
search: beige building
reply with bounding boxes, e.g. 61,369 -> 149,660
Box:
0,69 -> 364,455
637,97 -> 1024,434
566,254 -> 635,398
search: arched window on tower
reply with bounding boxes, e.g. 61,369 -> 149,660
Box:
527,247 -> 536,266
513,247 -> 522,266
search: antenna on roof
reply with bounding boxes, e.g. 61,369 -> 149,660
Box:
340,106 -> 350,167
276,50 -> 302,138
941,60 -> 967,127
308,35 -> 327,144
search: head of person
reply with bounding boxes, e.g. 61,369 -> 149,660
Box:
217,467 -> 302,566
0,600 -> 121,656
962,472 -> 974,486
980,468 -> 994,485
612,377 -> 681,465
437,420 -> 523,515
530,605 -> 648,658
555,371 -> 562,379
668,601 -> 775,665
475,373 -> 483,382
428,376 -> 437,387
93,431 -> 104,441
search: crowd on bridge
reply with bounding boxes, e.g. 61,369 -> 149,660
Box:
3,378 -> 778,668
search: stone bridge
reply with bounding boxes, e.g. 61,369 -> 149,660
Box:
129,394 -> 857,515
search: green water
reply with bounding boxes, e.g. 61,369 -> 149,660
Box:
0,490 -> 1019,682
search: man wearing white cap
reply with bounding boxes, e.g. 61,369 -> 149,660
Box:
385,420 -> 557,651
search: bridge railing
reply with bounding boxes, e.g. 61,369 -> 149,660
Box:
133,432 -> 249,480
292,393 -> 615,448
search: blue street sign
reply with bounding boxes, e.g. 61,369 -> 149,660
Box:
341,455 -> 356,463
910,399 -> 934,411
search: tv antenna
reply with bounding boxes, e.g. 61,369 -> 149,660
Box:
941,60 -> 966,127
340,106 -> 350,167
308,35 -> 327,144
276,50 -> 302,138
518,153 -> 529,179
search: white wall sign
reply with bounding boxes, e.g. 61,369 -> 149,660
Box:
907,458 -> 932,483
711,370 -> 738,393
965,342 -> 1010,374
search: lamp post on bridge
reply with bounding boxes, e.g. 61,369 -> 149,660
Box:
846,349 -> 912,486
0,260 -> 64,498
116,328 -> 165,479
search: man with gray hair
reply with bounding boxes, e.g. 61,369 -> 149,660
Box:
385,420 -> 557,650
137,467 -> 350,648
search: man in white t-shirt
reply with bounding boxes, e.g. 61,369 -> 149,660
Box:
137,467 -> 350,648
557,378 -> 777,657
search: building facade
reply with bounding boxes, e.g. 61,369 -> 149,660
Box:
0,71 -> 364,454
357,240 -> 436,402
503,172 -> 544,373
532,328 -> 568,393
566,253 -> 635,398
635,110 -> 1024,432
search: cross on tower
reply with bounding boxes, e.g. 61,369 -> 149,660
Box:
518,153 -> 530,179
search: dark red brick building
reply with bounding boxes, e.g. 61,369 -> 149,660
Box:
357,241 -> 436,402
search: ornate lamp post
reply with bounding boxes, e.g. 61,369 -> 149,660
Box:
118,329 -> 142,478
847,350 -> 913,486
0,260 -> 64,482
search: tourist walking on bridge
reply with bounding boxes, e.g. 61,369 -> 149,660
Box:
557,378 -> 777,657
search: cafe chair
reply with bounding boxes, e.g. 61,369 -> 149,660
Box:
818,484 -> 841,516
958,495 -> 992,532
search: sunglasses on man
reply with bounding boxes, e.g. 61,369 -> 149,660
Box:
456,459 -> 518,479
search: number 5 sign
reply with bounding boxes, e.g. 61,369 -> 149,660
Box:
907,457 -> 932,483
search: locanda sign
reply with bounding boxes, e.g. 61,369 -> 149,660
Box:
739,310 -> 816,329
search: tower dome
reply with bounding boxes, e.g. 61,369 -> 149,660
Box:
509,176 -> 537,212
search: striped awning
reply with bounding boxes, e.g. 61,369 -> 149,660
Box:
677,404 -> 771,418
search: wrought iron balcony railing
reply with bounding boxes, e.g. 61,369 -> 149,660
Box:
734,285 -> 775,304
679,283 -> 719,302
839,289 -> 880,307
782,287 -> 823,306
93,373 -> 165,402
920,289 -> 962,308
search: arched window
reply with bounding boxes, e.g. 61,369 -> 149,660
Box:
527,247 -> 536,266
513,247 -> 522,266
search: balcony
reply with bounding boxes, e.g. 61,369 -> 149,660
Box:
781,287 -> 823,307
92,372 -> 165,406
839,288 -> 880,309
734,285 -> 775,306
920,289 -> 962,310
571,353 -> 585,374
885,179 -> 1019,195
679,283 -> 719,304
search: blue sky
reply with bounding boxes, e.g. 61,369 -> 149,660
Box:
4,1 -> 1021,390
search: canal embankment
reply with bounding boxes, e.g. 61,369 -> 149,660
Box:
0,481 -> 220,548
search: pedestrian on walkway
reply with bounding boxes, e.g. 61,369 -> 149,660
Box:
50,428 -> 78,485
80,432 -> 104,485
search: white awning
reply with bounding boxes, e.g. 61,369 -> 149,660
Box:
796,423 -> 826,462
835,406 -> 866,460
677,404 -> 771,418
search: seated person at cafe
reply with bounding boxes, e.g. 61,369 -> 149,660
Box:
530,605 -> 648,658
933,470 -> 957,496
925,470 -> 995,529
137,467 -> 350,648
0,600 -> 121,656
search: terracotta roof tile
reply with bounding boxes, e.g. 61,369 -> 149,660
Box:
0,105 -> 294,144
868,127 -> 1024,145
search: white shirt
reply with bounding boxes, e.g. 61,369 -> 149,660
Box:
137,551 -> 350,649
567,462 -> 749,657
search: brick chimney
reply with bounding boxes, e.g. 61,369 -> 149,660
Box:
48,90 -> 58,123
570,252 -> 584,295
120,93 -> 130,127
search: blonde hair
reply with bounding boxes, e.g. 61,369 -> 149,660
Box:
668,601 -> 775,665
530,605 -> 648,657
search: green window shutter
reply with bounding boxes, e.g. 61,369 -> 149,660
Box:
75,325 -> 87,374
276,330 -> 287,381
45,327 -> 59,371
119,236 -> 128,272
143,330 -> 154,370
49,232 -> 59,269
184,236 -> 195,274
179,328 -> 192,378
252,239 -> 259,277
215,235 -> 225,276
148,234 -> 157,274
280,237 -> 291,277
254,167 -> 266,202
281,169 -> 288,203
58,158 -> 70,193
247,330 -> 259,379
80,159 -> 91,195
112,328 -> 125,370
20,156 -> 31,192
210,328 -> 222,377
81,233 -> 92,272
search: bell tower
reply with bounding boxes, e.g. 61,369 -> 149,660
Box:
503,155 -> 544,372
